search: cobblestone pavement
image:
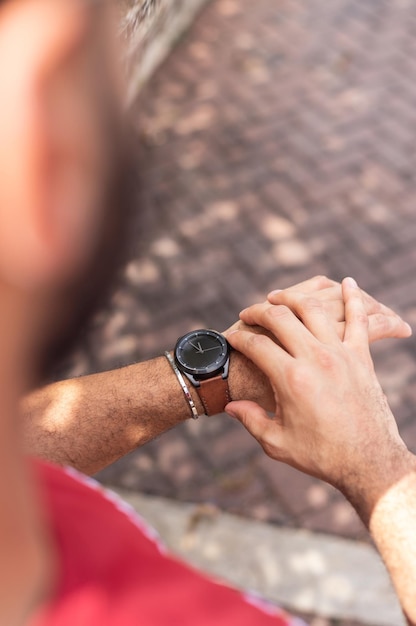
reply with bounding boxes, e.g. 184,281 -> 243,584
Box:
64,0 -> 416,623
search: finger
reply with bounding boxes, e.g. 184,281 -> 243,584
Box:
269,286 -> 343,318
274,291 -> 340,343
351,291 -> 410,335
359,288 -> 403,320
225,400 -> 280,444
227,327 -> 292,380
265,285 -> 412,346
238,303 -> 326,357
342,277 -> 371,358
314,289 -> 410,330
368,313 -> 412,342
242,294 -> 339,345
271,283 -> 408,327
268,275 -> 337,300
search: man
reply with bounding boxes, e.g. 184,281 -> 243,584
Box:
0,0 -> 414,624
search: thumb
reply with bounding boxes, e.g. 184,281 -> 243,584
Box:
225,401 -> 272,442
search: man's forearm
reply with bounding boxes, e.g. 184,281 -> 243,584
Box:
22,350 -> 270,475
21,275 -> 411,475
337,448 -> 416,624
352,456 -> 416,626
22,357 -> 191,475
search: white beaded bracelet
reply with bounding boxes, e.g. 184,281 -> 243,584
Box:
164,351 -> 200,420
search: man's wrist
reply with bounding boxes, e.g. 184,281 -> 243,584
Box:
228,349 -> 274,411
165,345 -> 273,418
339,447 -> 416,527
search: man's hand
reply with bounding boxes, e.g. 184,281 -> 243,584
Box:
225,278 -> 412,509
269,276 -> 412,342
225,277 -> 416,625
225,275 -> 411,414
228,275 -> 411,342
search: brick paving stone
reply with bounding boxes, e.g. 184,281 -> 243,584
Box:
299,493 -> 368,542
400,417 -> 416,456
61,1 -> 416,622
259,456 -> 333,517
199,422 -> 259,469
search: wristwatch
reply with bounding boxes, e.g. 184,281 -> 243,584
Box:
174,329 -> 232,416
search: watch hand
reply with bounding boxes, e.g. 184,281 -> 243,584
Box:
197,342 -> 203,353
202,347 -> 222,352
189,341 -> 204,353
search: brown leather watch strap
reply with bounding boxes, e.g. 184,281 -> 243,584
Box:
197,375 -> 231,416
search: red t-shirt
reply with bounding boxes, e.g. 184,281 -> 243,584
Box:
29,460 -> 304,626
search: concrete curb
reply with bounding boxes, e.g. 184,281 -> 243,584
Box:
113,489 -> 404,626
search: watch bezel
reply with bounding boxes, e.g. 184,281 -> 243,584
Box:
174,329 -> 230,380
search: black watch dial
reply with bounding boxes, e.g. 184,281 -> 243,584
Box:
174,329 -> 229,378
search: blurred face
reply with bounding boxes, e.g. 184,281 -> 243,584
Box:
0,0 -> 137,381
41,1 -> 138,378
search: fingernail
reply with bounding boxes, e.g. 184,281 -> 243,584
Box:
225,407 -> 237,418
345,277 -> 358,288
268,289 -> 282,297
239,308 -> 248,316
405,322 -> 413,335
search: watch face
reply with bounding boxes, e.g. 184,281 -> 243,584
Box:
175,330 -> 229,378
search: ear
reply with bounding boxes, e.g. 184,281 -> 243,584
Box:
0,0 -> 97,292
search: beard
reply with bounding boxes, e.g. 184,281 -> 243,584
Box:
37,123 -> 141,385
